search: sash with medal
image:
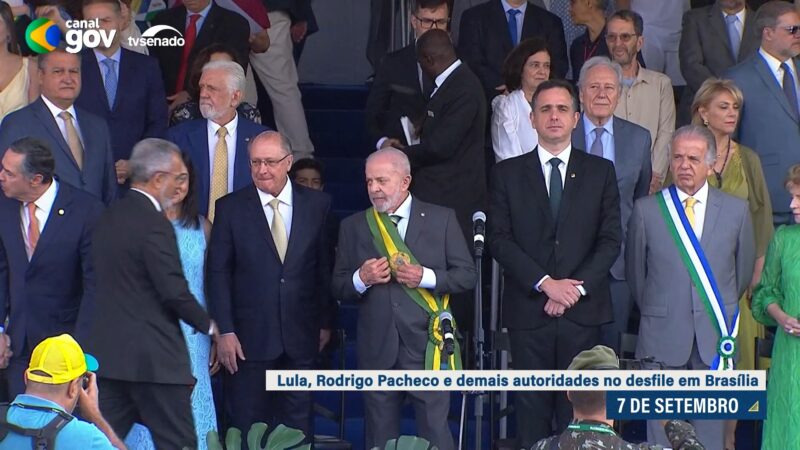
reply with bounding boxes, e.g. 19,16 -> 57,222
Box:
657,185 -> 739,370
365,207 -> 463,370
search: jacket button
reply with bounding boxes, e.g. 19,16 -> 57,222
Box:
280,278 -> 285,283
555,240 -> 559,246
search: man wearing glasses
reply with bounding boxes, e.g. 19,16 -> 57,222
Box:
608,10 -> 676,193
168,60 -> 268,223
727,0 -> 800,225
365,0 -> 451,152
207,131 -> 332,444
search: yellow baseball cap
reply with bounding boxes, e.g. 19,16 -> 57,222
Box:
26,334 -> 99,385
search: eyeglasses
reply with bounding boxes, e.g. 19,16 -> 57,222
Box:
780,25 -> 800,35
605,33 -> 638,43
156,171 -> 189,183
250,154 -> 291,168
413,14 -> 450,29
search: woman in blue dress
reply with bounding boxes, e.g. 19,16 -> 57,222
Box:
125,154 -> 219,449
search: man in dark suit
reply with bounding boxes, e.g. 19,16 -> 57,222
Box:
168,60 -> 269,221
458,0 -> 568,99
679,0 -> 759,122
0,138 -> 103,398
83,138 -> 215,449
207,131 -> 331,443
149,0 -> 250,100
572,56 -> 652,352
726,0 -> 800,224
0,50 -> 116,205
365,0 -> 449,150
332,148 -> 476,450
489,79 -> 621,448
76,0 -> 168,186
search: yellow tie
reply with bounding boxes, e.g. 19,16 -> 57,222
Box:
59,111 -> 83,170
208,127 -> 228,222
269,198 -> 288,262
684,197 -> 697,228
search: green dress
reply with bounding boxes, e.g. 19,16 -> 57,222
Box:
752,225 -> 800,449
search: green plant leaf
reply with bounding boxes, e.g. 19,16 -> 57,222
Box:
206,430 -> 224,450
226,427 -> 242,450
265,423 -> 306,450
247,422 -> 270,450
396,435 -> 433,450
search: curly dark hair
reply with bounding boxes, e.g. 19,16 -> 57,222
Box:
501,37 -> 550,92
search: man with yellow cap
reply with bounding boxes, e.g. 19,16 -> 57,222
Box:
0,334 -> 125,449
532,345 -> 706,450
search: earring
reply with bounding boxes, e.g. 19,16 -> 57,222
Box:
703,119 -> 709,126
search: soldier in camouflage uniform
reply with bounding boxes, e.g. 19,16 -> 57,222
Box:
532,346 -> 705,450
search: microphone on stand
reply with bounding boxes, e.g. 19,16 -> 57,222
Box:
472,211 -> 486,257
439,311 -> 455,356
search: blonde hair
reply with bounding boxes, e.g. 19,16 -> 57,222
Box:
691,78 -> 744,126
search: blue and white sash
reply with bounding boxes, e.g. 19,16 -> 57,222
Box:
656,186 -> 739,370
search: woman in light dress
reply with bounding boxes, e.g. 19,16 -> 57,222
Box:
0,2 -> 38,120
491,37 -> 551,162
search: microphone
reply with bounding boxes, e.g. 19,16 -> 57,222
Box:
439,311 -> 455,356
472,211 -> 486,257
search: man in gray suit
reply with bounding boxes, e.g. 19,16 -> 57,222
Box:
332,148 -> 476,450
572,56 -> 652,352
679,0 -> 759,122
626,125 -> 755,450
726,1 -> 800,224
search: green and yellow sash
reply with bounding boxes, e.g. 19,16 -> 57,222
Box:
366,207 -> 463,370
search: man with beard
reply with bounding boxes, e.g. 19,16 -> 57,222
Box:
168,60 -> 268,222
83,138 -> 217,449
332,148 -> 476,450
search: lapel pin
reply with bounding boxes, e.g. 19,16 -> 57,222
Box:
570,173 -> 576,178
58,209 -> 65,216
420,212 -> 425,217
427,110 -> 435,118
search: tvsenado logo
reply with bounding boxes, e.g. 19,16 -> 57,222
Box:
26,18 -> 116,53
127,25 -> 185,48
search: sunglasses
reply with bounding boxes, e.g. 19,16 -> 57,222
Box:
780,25 -> 800,35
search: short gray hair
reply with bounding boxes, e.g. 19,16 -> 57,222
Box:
202,60 -> 246,96
366,148 -> 411,176
249,130 -> 293,156
578,56 -> 623,90
128,138 -> 181,183
756,1 -> 797,37
670,125 -> 717,166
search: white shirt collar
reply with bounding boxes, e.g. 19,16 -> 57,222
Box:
40,95 -> 77,121
501,0 -> 527,15
257,178 -> 294,207
433,59 -> 462,93
189,0 -> 212,19
389,192 -> 413,219
759,47 -> 796,79
537,143 -> 572,167
722,7 -> 745,23
675,180 -> 709,205
208,113 -> 238,137
93,47 -> 121,64
131,188 -> 162,211
582,114 -> 615,136
28,180 -> 59,214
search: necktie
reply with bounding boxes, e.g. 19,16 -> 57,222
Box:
389,214 -> 401,226
725,14 -> 741,59
507,9 -> 521,46
684,197 -> 697,229
548,157 -> 563,219
58,111 -> 83,169
101,58 -> 118,109
208,127 -> 228,222
175,14 -> 201,93
781,62 -> 800,118
269,198 -> 288,262
26,202 -> 40,257
590,127 -> 605,157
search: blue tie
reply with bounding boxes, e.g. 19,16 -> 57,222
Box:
782,62 -> 800,119
507,9 -> 521,46
102,59 -> 118,110
725,14 -> 741,59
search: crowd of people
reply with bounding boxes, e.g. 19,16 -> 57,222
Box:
0,0 -> 797,449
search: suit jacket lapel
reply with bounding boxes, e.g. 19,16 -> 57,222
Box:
740,8 -> 757,61
233,117 -> 253,191
29,183 -> 72,266
246,185 -> 280,261
753,55 -> 799,121
708,4 -> 735,59
284,183 -> 307,264
700,188 -> 722,248
115,49 -> 135,111
189,124 -> 211,209
83,50 -> 111,112
404,196 -> 424,246
32,99 -> 78,170
557,150 -> 584,228
572,117 -> 587,151
0,201 -> 28,267
195,5 -> 219,49
525,149 -> 554,224
491,0 -> 513,53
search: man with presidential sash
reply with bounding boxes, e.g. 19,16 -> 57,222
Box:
626,125 -> 755,450
332,148 -> 476,450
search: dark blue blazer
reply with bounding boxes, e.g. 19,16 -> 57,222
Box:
75,48 -> 168,162
167,115 -> 269,217
0,98 -> 117,204
0,181 -> 104,356
207,183 -> 332,361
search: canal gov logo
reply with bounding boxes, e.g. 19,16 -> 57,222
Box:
25,19 -> 184,54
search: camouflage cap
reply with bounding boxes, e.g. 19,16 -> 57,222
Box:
567,345 -> 619,370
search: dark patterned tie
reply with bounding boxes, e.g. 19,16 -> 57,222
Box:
549,158 -> 563,219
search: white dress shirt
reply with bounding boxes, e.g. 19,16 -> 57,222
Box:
93,47 -> 121,87
352,193 -> 437,293
41,95 -> 84,149
257,179 -> 293,238
430,59 -> 462,98
491,89 -> 539,161
583,114 -> 616,164
759,47 -> 799,90
21,180 -> 59,254
186,0 -> 213,35
675,181 -> 709,238
207,114 -> 239,193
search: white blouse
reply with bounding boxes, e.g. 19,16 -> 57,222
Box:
491,89 -> 539,162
